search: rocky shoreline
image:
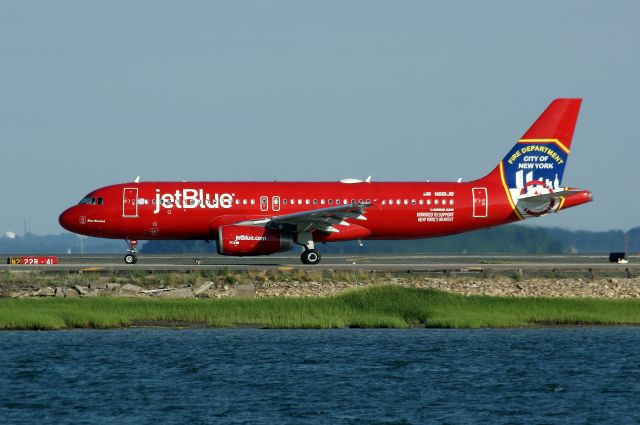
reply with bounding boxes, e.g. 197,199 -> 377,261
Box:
3,276 -> 640,299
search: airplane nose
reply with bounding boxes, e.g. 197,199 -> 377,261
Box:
59,208 -> 76,232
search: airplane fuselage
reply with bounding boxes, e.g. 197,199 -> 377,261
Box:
59,175 -> 517,242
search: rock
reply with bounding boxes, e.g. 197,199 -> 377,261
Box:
55,287 -> 65,298
106,283 -> 121,290
34,287 -> 55,297
7,291 -> 28,298
194,281 -> 215,296
90,282 -> 107,290
74,285 -> 90,296
230,283 -> 256,298
121,283 -> 142,293
157,288 -> 194,299
62,288 -> 80,298
83,289 -> 100,298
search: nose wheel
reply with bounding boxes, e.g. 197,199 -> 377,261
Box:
124,253 -> 138,264
124,239 -> 138,265
301,249 -> 321,265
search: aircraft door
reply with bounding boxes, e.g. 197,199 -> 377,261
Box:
260,196 -> 269,212
472,187 -> 488,218
272,196 -> 280,212
123,188 -> 139,218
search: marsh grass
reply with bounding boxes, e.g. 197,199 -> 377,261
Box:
2,286 -> 640,330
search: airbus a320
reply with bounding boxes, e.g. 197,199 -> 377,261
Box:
59,99 -> 592,264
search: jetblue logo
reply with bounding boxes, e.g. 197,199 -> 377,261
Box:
153,189 -> 233,214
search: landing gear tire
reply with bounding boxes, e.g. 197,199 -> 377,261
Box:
124,254 -> 137,265
301,249 -> 321,265
124,239 -> 139,265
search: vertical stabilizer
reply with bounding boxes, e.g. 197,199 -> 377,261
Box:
482,98 -> 583,219
502,98 -> 581,192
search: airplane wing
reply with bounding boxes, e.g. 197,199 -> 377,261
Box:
235,203 -> 371,233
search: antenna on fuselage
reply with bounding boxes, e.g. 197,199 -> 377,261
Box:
134,176 -> 140,183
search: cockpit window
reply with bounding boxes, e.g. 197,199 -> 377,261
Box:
98,197 -> 104,205
79,196 -> 96,205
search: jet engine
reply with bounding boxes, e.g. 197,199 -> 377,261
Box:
217,225 -> 294,256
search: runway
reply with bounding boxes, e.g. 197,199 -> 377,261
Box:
1,253 -> 636,276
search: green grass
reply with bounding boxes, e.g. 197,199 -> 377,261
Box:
2,286 -> 640,330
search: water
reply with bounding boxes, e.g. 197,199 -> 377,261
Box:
1,328 -> 640,424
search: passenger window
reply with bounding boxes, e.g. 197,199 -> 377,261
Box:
336,200 -> 341,205
389,200 -> 394,205
313,199 -> 318,205
411,200 -> 416,205
328,199 -> 333,205
283,199 -> 288,205
320,199 -> 325,205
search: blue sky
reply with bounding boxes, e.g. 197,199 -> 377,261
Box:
1,1 -> 638,234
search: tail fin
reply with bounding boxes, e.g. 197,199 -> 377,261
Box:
500,98 -> 582,194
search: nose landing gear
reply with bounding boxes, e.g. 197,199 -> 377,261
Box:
124,239 -> 138,264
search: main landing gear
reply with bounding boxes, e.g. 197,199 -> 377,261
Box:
301,249 -> 321,265
124,239 -> 138,264
298,232 -> 321,265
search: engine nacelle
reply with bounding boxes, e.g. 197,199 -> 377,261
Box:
217,225 -> 294,256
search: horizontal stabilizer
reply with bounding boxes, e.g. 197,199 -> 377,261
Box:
516,188 -> 592,217
517,189 -> 584,201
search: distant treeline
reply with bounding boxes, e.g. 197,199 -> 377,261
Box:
142,225 -> 640,255
0,233 -> 124,254
1,225 -> 638,255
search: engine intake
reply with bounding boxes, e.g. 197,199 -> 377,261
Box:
217,225 -> 293,256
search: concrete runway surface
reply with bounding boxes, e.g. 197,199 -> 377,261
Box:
1,253 -> 636,275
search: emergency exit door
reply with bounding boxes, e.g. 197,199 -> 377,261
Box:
260,196 -> 269,212
123,188 -> 139,217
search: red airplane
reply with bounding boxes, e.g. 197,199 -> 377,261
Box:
59,99 -> 592,265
